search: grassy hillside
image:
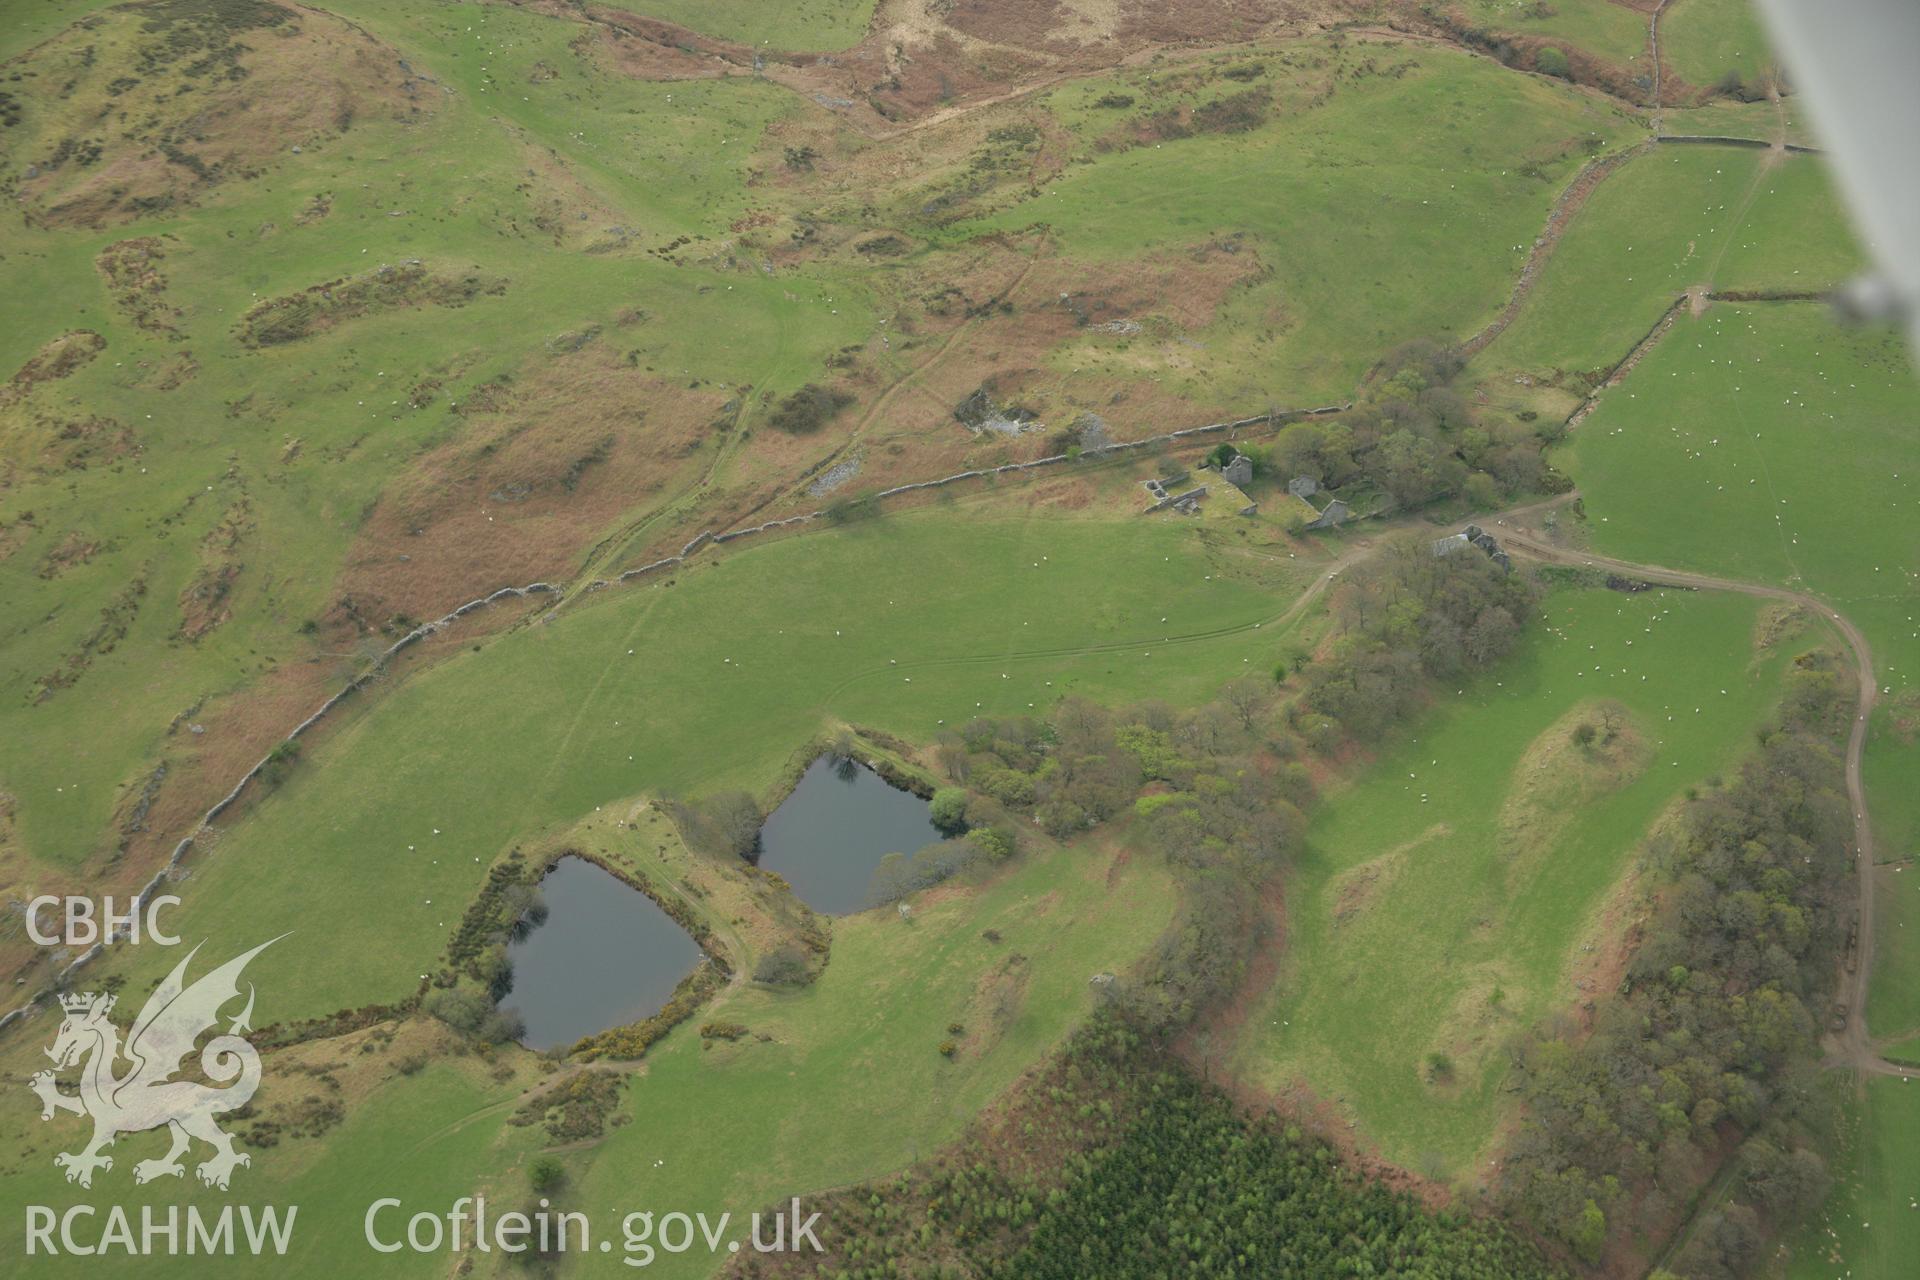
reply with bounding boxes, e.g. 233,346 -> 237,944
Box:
1781,1072 -> 1920,1280
603,0 -> 879,50
3,0 -> 439,227
1459,0 -> 1652,65
1470,145 -> 1860,401
0,22 -> 1637,899
0,0 -> 872,883
952,43 -> 1636,401
0,809 -> 1173,1279
1559,304 -> 1920,904
1660,95 -> 1820,146
1559,303 -> 1920,1279
1232,585 -> 1792,1173
62,508 -> 1305,1021
561,811 -> 1176,1280
0,1034 -> 540,1277
0,0 -> 118,60
1869,863 -> 1920,1041
1,3 -> 1912,1277
1662,0 -> 1776,93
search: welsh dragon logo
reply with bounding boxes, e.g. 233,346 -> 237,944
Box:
29,937 -> 281,1191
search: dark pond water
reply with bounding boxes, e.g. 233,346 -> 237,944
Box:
498,856 -> 703,1051
757,756 -> 943,915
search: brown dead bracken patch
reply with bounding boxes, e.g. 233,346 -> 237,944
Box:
576,0 -> 1347,136
9,0 -> 441,228
233,262 -> 507,348
36,530 -> 103,579
93,237 -> 186,338
329,345 -> 729,625
1,331 -> 105,406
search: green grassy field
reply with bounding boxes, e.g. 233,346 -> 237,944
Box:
0,0 -> 873,875
0,807 -> 1171,1279
1780,1073 -> 1920,1280
1869,864 -> 1920,1043
3,4 -> 1912,1276
1866,709 -> 1920,863
1662,0 -> 1776,93
1560,303 -> 1920,1277
0,0 -> 116,59
601,0 -> 877,50
1558,303 -> 1920,967
1231,585 -> 1790,1174
1659,96 -> 1819,147
1470,146 -> 1860,393
949,43 -> 1636,401
1459,0 -> 1651,65
0,1042 -> 539,1278
0,21 -> 1647,890
65,509 -> 1304,1022
554,809 -> 1175,1280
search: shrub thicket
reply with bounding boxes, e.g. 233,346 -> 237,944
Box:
767,383 -> 853,435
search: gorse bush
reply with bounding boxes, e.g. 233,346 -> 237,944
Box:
527,1156 -> 566,1194
423,988 -> 522,1045
767,383 -> 853,435
752,944 -> 812,987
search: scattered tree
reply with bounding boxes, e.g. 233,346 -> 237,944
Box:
752,944 -> 812,987
528,1156 -> 567,1194
677,790 -> 761,861
967,825 -> 1015,861
929,787 -> 971,834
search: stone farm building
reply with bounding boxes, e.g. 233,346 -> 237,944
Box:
1284,475 -> 1353,530
1431,523 -> 1512,572
1143,453 -> 1257,517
